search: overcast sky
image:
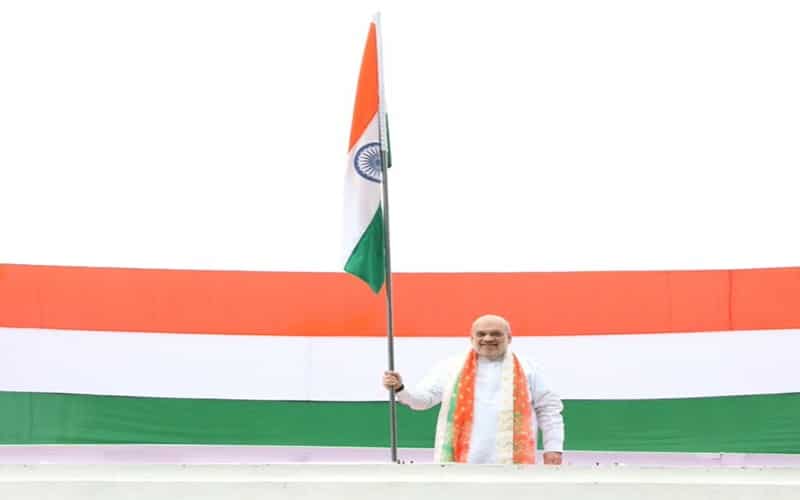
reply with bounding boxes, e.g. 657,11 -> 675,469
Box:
2,0 -> 798,272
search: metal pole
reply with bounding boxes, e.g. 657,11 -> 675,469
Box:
381,147 -> 398,463
374,12 -> 399,463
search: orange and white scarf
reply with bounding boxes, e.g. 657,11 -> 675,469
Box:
434,350 -> 536,464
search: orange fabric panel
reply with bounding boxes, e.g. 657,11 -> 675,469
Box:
0,265 -> 381,336
667,271 -> 731,332
731,267 -> 800,330
393,271 -> 730,336
1,264 -> 798,336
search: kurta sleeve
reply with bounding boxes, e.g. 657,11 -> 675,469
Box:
396,359 -> 449,411
529,366 -> 565,453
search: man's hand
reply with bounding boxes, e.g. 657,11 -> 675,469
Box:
543,452 -> 563,465
382,371 -> 403,391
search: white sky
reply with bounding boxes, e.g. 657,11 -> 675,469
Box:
1,0 -> 798,272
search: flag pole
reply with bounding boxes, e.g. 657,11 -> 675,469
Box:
374,11 -> 399,463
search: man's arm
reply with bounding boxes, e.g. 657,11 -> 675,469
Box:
529,366 -> 565,464
383,362 -> 447,411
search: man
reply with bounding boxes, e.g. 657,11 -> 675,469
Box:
382,314 -> 564,464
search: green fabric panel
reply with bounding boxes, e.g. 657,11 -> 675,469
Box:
0,393 -> 429,447
564,394 -> 800,454
1,392 -> 33,442
1,392 -> 799,453
344,206 -> 385,293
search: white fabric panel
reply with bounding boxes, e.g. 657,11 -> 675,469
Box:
392,332 -> 800,400
1,328 -> 799,401
0,329 -> 311,401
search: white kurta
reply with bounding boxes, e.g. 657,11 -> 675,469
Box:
396,352 -> 564,463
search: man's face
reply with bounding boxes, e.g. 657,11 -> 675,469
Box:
470,316 -> 511,361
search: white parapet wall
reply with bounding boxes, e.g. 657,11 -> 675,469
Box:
3,445 -> 800,467
1,464 -> 800,500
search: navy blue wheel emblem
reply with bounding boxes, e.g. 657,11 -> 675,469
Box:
354,142 -> 383,183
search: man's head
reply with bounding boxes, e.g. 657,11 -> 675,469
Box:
470,314 -> 511,361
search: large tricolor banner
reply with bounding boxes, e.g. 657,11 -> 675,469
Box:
1,265 -> 798,453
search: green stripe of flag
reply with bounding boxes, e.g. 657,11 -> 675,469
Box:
344,206 -> 384,292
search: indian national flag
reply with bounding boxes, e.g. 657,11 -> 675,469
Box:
343,19 -> 386,293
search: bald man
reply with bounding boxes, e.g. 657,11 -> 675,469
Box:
383,314 -> 564,465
